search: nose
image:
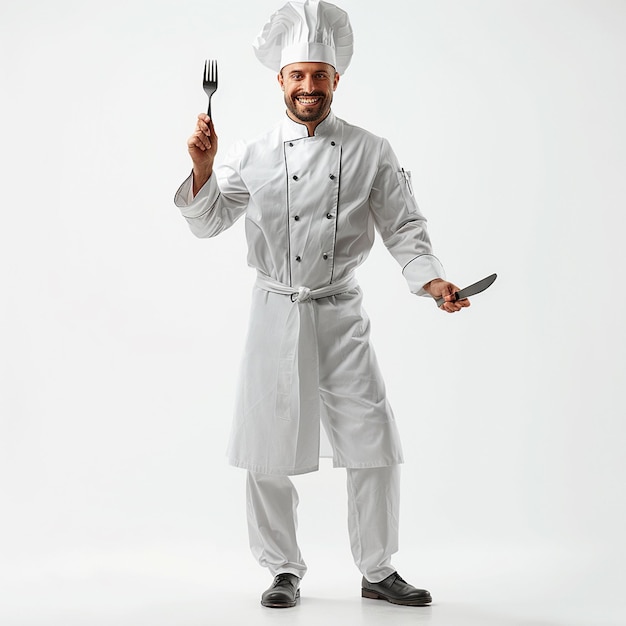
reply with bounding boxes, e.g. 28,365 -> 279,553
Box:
301,75 -> 314,94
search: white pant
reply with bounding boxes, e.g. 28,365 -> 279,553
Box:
246,466 -> 400,583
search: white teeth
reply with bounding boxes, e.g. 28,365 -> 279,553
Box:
297,97 -> 320,104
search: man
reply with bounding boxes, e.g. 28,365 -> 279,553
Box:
175,0 -> 469,609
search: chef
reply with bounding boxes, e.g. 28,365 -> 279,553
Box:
174,0 -> 469,609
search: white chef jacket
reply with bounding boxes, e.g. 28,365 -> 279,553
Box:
174,111 -> 445,475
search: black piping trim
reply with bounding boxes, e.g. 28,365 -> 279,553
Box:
401,254 -> 442,273
283,142 -> 292,287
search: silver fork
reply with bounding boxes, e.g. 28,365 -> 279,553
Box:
203,59 -> 218,119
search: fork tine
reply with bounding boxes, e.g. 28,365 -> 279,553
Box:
203,59 -> 218,85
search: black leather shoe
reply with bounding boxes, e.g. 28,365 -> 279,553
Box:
261,573 -> 300,608
361,572 -> 432,606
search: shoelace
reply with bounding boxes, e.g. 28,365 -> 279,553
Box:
274,574 -> 295,586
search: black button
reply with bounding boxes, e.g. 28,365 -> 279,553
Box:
292,175 -> 298,181
326,213 -> 333,219
331,141 -> 336,146
295,255 -> 301,262
329,174 -> 336,180
289,142 -> 294,147
323,253 -> 328,260
294,215 -> 300,221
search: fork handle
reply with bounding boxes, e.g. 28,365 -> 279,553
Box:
207,101 -> 212,119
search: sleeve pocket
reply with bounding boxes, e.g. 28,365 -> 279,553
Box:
396,169 -> 418,215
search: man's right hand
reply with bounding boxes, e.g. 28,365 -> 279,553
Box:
187,113 -> 218,195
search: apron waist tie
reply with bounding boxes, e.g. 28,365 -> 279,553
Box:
255,273 -> 358,301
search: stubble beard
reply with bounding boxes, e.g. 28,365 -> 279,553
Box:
285,92 -> 332,123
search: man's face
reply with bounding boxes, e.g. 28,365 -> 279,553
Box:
278,62 -> 340,125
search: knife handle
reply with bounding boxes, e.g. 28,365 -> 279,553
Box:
435,292 -> 459,307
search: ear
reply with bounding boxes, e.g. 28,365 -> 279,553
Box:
333,72 -> 340,91
277,72 -> 285,91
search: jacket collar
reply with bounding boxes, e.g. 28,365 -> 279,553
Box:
281,110 -> 339,141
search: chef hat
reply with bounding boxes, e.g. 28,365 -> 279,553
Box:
253,0 -> 354,74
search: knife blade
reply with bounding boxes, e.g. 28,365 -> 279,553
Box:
434,273 -> 497,307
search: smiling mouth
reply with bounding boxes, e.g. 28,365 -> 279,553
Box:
295,95 -> 322,106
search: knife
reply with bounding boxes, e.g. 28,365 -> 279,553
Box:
434,273 -> 497,307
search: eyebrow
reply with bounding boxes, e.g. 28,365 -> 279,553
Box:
288,69 -> 330,76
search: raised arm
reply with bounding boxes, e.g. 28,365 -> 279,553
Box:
187,113 -> 218,196
174,115 -> 248,239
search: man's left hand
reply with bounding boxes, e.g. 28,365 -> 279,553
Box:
423,279 -> 471,313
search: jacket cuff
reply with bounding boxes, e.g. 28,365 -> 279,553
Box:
173,172 -> 219,218
402,255 -> 446,296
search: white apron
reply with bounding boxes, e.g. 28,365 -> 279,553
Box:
226,273 -> 404,475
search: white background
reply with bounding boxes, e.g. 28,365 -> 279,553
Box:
1,1 -> 625,624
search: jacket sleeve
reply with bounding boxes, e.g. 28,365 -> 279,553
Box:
368,138 -> 445,296
173,142 -> 249,239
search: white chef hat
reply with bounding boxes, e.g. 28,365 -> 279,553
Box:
253,0 -> 354,74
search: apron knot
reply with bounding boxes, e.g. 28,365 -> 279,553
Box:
291,286 -> 312,303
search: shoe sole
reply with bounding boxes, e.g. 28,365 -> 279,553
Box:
361,588 -> 432,606
261,589 -> 300,608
